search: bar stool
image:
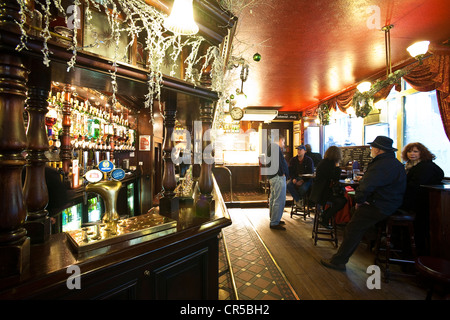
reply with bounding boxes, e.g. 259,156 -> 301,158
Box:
415,256 -> 450,300
311,202 -> 338,247
374,209 -> 417,282
290,191 -> 311,220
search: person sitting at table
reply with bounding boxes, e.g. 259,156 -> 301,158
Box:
310,146 -> 347,228
320,136 -> 406,271
287,145 -> 314,207
305,144 -> 322,168
400,142 -> 444,255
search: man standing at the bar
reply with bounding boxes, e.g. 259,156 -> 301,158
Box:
265,133 -> 290,230
320,136 -> 406,271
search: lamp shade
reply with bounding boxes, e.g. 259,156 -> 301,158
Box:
357,81 -> 371,93
164,0 -> 199,35
407,41 -> 430,58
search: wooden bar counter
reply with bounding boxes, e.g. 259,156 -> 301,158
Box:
0,179 -> 231,300
423,184 -> 450,260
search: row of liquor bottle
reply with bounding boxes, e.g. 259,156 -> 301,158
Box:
46,93 -> 135,149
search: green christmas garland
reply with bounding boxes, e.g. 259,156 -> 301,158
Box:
318,103 -> 330,126
352,69 -> 409,118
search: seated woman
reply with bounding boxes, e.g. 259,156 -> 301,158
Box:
310,146 -> 347,228
401,142 -> 444,255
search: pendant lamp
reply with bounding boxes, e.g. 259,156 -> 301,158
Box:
164,0 -> 199,35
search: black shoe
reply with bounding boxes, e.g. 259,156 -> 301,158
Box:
270,224 -> 286,230
320,259 -> 346,271
279,220 -> 286,225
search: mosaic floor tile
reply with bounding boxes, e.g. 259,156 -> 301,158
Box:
218,210 -> 299,300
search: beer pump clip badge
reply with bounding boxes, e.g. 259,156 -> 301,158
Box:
85,169 -> 103,183
98,160 -> 114,173
111,168 -> 126,181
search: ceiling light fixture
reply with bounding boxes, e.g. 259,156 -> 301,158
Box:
407,40 -> 430,64
235,64 -> 249,109
357,81 -> 371,93
164,0 -> 199,35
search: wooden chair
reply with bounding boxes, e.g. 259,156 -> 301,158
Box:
415,256 -> 450,300
374,209 -> 417,282
311,202 -> 338,247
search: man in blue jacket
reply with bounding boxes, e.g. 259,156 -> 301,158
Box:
321,136 -> 406,271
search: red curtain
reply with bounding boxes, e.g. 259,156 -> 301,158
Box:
403,50 -> 450,141
328,89 -> 356,112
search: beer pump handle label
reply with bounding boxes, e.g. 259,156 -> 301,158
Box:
111,168 -> 126,181
85,169 -> 103,183
98,160 -> 114,173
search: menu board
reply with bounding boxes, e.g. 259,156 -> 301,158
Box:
340,146 -> 372,169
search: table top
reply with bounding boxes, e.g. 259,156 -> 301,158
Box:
339,179 -> 360,187
300,173 -> 315,178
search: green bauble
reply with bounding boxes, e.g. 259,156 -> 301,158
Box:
253,53 -> 261,62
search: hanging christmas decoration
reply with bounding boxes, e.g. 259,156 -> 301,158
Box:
317,103 -> 331,126
14,0 -> 225,125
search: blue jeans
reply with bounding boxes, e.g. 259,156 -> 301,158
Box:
287,178 -> 312,202
269,175 -> 286,226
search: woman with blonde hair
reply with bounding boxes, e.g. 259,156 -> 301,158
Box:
401,142 -> 444,255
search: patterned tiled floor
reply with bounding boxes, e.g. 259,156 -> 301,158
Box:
219,209 -> 299,300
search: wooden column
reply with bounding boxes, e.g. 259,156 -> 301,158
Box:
0,0 -> 30,278
195,99 -> 215,217
159,93 -> 179,217
23,59 -> 51,244
60,84 -> 72,183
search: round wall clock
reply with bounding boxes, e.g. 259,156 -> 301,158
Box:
230,107 -> 244,120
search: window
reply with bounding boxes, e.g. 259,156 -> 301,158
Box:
304,126 -> 320,152
403,89 -> 450,177
364,87 -> 402,147
316,79 -> 449,178
324,111 -> 364,150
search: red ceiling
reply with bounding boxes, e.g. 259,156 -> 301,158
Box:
232,0 -> 450,112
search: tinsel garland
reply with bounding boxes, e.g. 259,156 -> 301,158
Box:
14,0 -> 225,125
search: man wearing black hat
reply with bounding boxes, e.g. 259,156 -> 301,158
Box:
287,145 -> 314,208
321,136 -> 406,271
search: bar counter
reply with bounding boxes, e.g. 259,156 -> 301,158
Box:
422,184 -> 450,260
213,164 -> 261,193
0,178 -> 231,300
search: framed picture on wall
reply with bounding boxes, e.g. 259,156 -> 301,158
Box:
139,135 -> 151,151
294,132 -> 300,147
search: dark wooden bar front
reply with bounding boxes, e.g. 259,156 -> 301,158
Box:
0,179 -> 230,299
424,185 -> 450,260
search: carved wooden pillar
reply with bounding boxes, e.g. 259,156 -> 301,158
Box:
60,84 -> 72,183
159,93 -> 179,217
0,0 -> 30,278
195,100 -> 215,217
23,59 -> 51,244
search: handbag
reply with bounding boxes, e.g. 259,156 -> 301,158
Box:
330,180 -> 345,197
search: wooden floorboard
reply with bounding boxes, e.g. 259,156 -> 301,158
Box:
228,207 -> 432,300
